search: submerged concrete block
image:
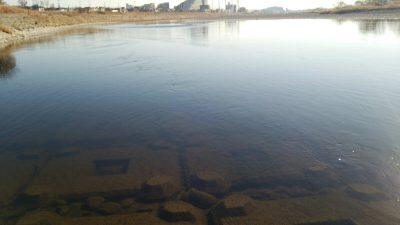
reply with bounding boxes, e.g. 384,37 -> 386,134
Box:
212,194 -> 255,218
99,202 -> 122,215
159,201 -> 196,222
24,147 -> 182,200
94,159 -> 130,176
187,188 -> 218,209
192,171 -> 230,195
119,198 -> 135,208
86,196 -> 105,210
141,175 -> 180,202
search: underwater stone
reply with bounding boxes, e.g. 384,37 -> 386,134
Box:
187,188 -> 218,209
212,194 -> 255,217
141,175 -> 179,201
159,201 -> 196,222
87,196 -> 105,210
119,198 -> 135,208
67,203 -> 85,217
99,202 -> 122,215
192,171 -> 229,195
56,205 -> 70,216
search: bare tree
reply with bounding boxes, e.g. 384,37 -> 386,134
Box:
336,1 -> 347,8
17,0 -> 28,7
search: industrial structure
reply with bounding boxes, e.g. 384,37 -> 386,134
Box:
225,2 -> 237,13
157,2 -> 170,11
175,0 -> 210,11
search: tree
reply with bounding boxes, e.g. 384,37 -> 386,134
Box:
17,0 -> 28,7
336,1 -> 347,8
0,0 -> 5,5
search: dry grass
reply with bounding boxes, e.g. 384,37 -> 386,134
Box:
0,5 -> 27,14
0,24 -> 13,34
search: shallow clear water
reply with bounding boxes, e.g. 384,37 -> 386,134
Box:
1,19 -> 400,225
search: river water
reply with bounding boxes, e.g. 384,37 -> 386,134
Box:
1,19 -> 400,225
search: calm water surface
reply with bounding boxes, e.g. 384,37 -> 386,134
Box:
1,19 -> 400,225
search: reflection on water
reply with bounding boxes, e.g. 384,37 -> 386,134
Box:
0,55 -> 16,78
1,19 -> 400,225
358,20 -> 400,34
0,47 -> 16,79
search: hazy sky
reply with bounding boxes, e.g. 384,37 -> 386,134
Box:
7,0 -> 356,10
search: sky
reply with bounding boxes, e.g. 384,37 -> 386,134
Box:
6,0 -> 356,10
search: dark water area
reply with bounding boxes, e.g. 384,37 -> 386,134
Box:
1,19 -> 400,225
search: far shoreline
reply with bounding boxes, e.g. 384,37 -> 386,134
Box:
1,6 -> 400,49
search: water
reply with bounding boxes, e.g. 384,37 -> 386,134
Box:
1,19 -> 400,225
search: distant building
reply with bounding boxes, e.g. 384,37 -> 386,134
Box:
86,7 -> 106,13
176,0 -> 209,11
200,4 -> 210,12
141,3 -> 155,12
157,2 -> 170,12
225,2 -> 237,13
32,4 -> 45,11
126,3 -> 134,12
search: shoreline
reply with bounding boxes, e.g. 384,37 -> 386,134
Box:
1,9 -> 400,49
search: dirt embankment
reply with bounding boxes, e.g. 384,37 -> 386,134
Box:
318,0 -> 400,14
0,5 -> 243,48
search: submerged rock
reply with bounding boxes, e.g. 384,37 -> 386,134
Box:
159,201 -> 196,222
141,175 -> 179,201
212,194 -> 255,217
87,196 -> 105,210
192,171 -> 229,195
119,198 -> 135,208
136,204 -> 159,213
99,202 -> 122,215
56,205 -> 70,216
67,203 -> 85,217
187,188 -> 218,209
